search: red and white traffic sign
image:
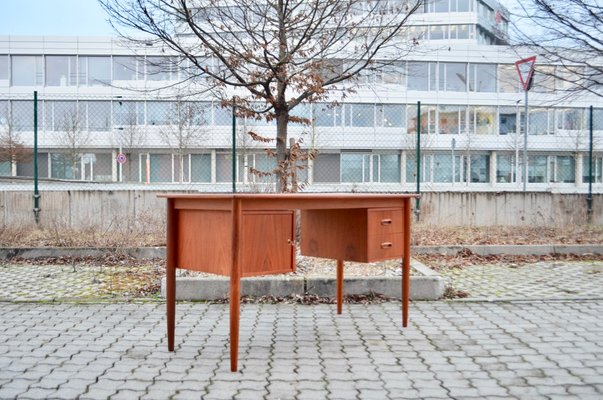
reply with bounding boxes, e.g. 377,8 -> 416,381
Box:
116,152 -> 127,165
515,56 -> 536,91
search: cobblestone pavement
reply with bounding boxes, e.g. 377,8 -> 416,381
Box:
1,301 -> 602,400
438,261 -> 603,300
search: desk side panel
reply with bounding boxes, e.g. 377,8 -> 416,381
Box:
177,210 -> 231,276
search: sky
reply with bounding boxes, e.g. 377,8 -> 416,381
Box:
0,0 -> 115,36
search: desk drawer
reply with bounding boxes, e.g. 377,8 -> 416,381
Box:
368,208 -> 403,235
368,233 -> 404,261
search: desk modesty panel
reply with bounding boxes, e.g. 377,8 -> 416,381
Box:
159,193 -> 418,372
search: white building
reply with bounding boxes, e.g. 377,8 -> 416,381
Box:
0,0 -> 601,192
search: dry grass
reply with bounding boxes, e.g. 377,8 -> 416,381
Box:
1,223 -> 602,248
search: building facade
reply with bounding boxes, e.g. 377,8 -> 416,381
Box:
0,0 -> 601,192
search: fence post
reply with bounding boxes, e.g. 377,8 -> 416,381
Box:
415,101 -> 421,222
587,105 -> 593,220
33,91 -> 40,224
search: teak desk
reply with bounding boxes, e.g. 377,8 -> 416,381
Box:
159,193 -> 416,372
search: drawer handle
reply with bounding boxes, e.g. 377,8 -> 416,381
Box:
381,242 -> 393,249
381,219 -> 393,226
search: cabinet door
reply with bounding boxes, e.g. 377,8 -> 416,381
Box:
241,211 -> 296,277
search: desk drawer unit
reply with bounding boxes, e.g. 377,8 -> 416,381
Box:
301,207 -> 404,263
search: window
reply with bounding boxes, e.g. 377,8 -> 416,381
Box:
191,153 -> 212,182
148,153 -> 172,182
85,101 -> 111,131
145,57 -> 176,81
457,0 -> 472,12
532,66 -> 555,93
289,103 -> 311,126
0,55 -> 8,81
433,153 -> 457,182
438,105 -> 466,135
582,155 -> 602,184
593,109 -> 603,131
113,56 -> 140,81
314,104 -> 342,127
469,106 -> 496,135
499,107 -> 518,135
430,25 -> 447,40
46,56 -> 77,86
407,62 -> 435,91
213,104 -> 232,126
341,152 -> 400,183
51,153 -> 80,180
470,154 -> 490,182
469,64 -> 496,92
147,102 -> 171,125
11,101 -> 35,131
343,103 -> 374,127
557,108 -> 585,131
439,63 -> 467,92
496,154 -> 516,183
0,100 -> 8,126
114,101 -> 145,126
79,56 -> 111,86
498,64 -> 520,93
528,155 -> 547,183
11,56 -> 43,86
44,101 -> 80,132
377,104 -> 404,127
313,153 -> 340,183
216,153 -> 239,182
407,104 -> 436,134
552,155 -> 575,183
529,108 -> 554,135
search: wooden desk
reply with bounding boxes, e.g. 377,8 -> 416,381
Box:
159,193 -> 416,372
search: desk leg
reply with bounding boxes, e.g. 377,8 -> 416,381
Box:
402,198 -> 411,328
230,199 -> 242,372
336,259 -> 344,315
166,198 -> 177,352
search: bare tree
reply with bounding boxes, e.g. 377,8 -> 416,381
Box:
509,0 -> 602,97
158,98 -> 208,183
0,120 -> 31,176
99,0 -> 423,191
56,108 -> 91,180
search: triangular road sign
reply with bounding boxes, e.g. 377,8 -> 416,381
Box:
515,56 -> 536,91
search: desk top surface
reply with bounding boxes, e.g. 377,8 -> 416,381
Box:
158,193 -> 418,200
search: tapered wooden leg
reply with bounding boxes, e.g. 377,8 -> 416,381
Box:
402,198 -> 411,327
230,273 -> 240,372
166,198 -> 177,351
336,259 -> 344,315
230,198 -> 242,372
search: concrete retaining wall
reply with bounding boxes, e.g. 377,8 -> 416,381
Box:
1,190 -> 601,229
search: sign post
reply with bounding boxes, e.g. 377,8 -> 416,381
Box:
515,56 -> 536,192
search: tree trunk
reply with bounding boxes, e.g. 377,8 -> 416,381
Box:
276,110 -> 288,192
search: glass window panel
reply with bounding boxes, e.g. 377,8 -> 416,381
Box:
346,104 -> 374,127
378,104 -> 404,127
114,101 -> 145,126
86,101 -> 111,131
216,153 -> 237,182
593,109 -> 603,131
149,153 -> 172,182
51,153 -> 79,179
86,56 -> 111,86
380,62 -> 405,84
290,103 -> 311,126
582,156 -> 603,183
407,104 -> 436,134
191,153 -> 211,182
498,64 -> 520,93
0,55 -> 7,80
441,62 -> 466,92
147,102 -> 171,125
434,0 -> 448,12
499,107 -> 518,135
470,154 -> 490,182
91,153 -> 113,181
469,64 -> 496,92
11,56 -> 43,86
457,24 -> 470,39
557,108 -> 585,130
11,101 -> 35,131
556,156 -> 575,183
146,56 -> 174,81
496,154 -> 516,183
213,104 -> 232,126
0,100 -> 8,125
430,25 -> 446,40
470,106 -> 496,135
313,153 -> 340,182
380,154 -> 400,182
438,105 -> 464,135
433,153 -> 453,182
407,62 -> 429,91
457,0 -> 471,12
113,56 -> 139,80
532,66 -> 555,93
528,155 -> 547,183
0,161 -> 11,176
45,56 -> 76,87
529,108 -> 554,135
45,101 -> 79,131
341,153 -> 364,182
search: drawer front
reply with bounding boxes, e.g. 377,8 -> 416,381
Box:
368,208 -> 404,235
367,233 -> 404,262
